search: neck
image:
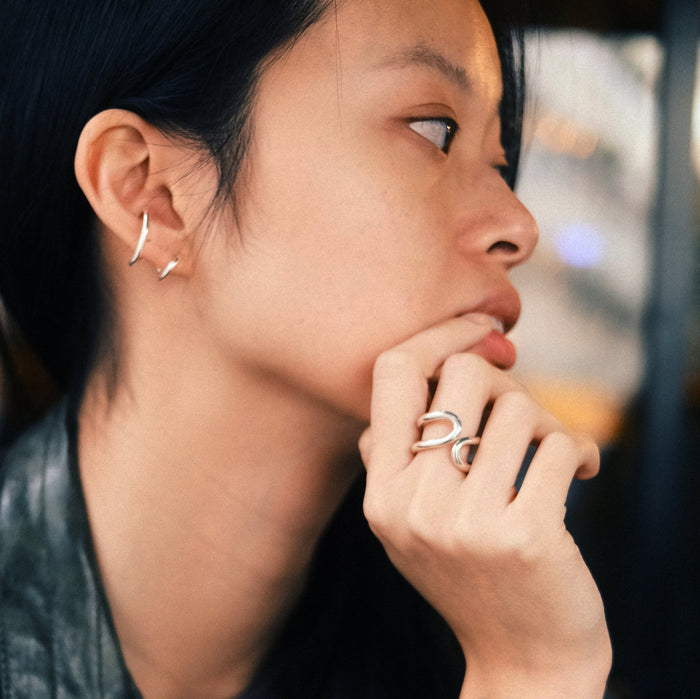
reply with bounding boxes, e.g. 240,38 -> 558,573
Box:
78,344 -> 364,698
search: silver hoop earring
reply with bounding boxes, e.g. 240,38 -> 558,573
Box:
129,212 -> 149,265
158,258 -> 179,281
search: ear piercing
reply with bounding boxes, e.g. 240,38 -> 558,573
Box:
157,258 -> 179,281
129,211 -> 179,280
129,211 -> 149,265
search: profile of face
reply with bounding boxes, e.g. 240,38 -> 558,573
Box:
191,0 -> 538,421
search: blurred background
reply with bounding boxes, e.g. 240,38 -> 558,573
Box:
511,0 -> 699,695
1,0 -> 698,696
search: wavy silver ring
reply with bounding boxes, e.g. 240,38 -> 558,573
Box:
411,411 -> 462,453
451,436 -> 481,471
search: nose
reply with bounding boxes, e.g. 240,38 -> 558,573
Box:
457,176 -> 539,269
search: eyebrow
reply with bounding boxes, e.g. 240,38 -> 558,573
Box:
374,43 -> 473,93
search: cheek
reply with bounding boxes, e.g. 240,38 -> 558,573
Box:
213,133 -> 455,415
200,220 -> 437,421
244,146 -> 426,296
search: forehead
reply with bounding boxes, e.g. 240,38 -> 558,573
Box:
249,0 -> 505,160
323,0 -> 502,103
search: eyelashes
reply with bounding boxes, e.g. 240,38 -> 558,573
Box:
407,116 -> 509,176
408,117 -> 459,153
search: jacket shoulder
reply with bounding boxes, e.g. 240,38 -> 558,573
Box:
0,402 -> 70,560
0,401 -> 139,698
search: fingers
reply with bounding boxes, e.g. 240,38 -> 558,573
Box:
362,316 -> 608,678
410,353 -> 522,513
466,407 -> 598,523
364,311 -> 601,527
463,389 -> 545,507
517,431 -> 599,515
423,356 -> 599,514
366,313 -> 497,481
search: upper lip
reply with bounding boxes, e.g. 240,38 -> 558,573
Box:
459,284 -> 522,335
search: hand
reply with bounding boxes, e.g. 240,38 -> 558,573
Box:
359,314 -> 612,698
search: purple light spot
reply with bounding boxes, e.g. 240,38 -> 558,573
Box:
554,223 -> 605,269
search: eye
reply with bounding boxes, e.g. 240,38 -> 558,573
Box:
408,117 -> 458,153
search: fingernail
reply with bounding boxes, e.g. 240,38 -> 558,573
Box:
461,312 -> 500,330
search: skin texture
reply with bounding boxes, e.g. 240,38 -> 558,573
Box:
73,0 -> 611,696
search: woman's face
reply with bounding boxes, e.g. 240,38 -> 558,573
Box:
196,0 -> 538,421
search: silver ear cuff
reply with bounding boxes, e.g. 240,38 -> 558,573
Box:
129,211 -> 149,265
157,258 -> 179,281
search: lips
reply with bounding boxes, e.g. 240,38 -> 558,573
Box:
470,286 -> 521,336
458,286 -> 521,369
469,326 -> 517,369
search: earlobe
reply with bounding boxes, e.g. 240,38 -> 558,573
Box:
74,109 -> 193,278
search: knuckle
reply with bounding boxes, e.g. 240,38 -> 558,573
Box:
404,496 -> 441,546
362,491 -> 391,535
540,430 -> 578,461
500,527 -> 543,564
441,351 -> 485,377
404,503 -> 428,542
450,528 -> 482,558
357,428 -> 372,462
495,388 -> 533,417
372,348 -> 417,381
451,514 -> 544,566
450,515 -> 493,556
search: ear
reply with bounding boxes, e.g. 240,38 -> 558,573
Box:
74,109 -> 211,278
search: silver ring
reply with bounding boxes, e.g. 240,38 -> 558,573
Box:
411,411 -> 462,453
451,436 -> 481,472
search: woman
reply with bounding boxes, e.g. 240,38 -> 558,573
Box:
0,0 -> 612,696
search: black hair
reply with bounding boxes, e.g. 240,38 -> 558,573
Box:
1,3 -> 528,693
0,0 -> 331,409
1,0 -> 526,419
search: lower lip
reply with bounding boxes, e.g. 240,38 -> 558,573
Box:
470,329 -> 517,369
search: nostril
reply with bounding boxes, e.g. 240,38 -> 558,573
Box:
487,240 -> 519,254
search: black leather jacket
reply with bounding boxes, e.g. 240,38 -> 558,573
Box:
1,403 -> 618,699
0,402 -> 140,698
